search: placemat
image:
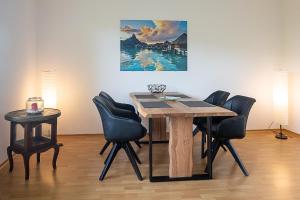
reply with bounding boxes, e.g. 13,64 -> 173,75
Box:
141,101 -> 172,108
167,94 -> 191,98
135,94 -> 157,99
180,101 -> 215,107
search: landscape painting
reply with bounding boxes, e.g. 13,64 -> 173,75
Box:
120,20 -> 187,71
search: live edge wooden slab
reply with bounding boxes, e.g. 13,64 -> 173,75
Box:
130,92 -> 236,179
130,92 -> 236,119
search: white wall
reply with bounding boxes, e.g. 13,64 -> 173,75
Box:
0,0 -> 37,164
36,0 -> 282,134
1,0 -> 298,165
284,0 -> 300,133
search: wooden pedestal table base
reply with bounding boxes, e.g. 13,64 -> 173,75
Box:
130,92 -> 236,182
148,116 -> 213,182
169,117 -> 193,177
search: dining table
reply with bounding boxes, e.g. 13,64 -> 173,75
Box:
130,92 -> 237,182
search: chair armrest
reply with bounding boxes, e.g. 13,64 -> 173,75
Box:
115,102 -> 136,113
195,116 -> 232,132
112,106 -> 140,122
215,116 -> 246,139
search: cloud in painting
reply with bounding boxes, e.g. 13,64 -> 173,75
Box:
137,20 -> 183,43
121,20 -> 186,44
120,25 -> 140,34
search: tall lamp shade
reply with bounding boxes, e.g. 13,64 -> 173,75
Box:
273,69 -> 288,139
42,70 -> 57,108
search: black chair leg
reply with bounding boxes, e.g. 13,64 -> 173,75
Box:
211,141 -> 221,163
99,143 -> 120,181
202,141 -> 226,159
224,140 -> 249,176
99,141 -> 111,155
193,126 -> 200,136
124,143 -> 143,181
205,140 -> 221,172
128,143 -> 142,164
104,145 -> 114,164
134,141 -> 142,148
221,144 -> 227,152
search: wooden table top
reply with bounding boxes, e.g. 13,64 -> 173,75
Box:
5,108 -> 61,123
130,92 -> 236,118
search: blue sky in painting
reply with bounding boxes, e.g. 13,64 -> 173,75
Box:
121,20 -> 156,29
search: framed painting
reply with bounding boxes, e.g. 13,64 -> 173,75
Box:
120,20 -> 187,71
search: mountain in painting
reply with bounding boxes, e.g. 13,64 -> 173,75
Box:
172,33 -> 187,49
121,34 -> 147,48
121,33 -> 187,51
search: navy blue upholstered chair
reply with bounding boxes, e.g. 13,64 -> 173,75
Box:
93,96 -> 147,181
193,91 -> 230,158
98,91 -> 142,155
206,95 -> 256,176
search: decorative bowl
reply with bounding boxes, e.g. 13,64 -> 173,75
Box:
147,84 -> 166,93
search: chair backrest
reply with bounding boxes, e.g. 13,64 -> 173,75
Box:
99,91 -> 116,105
204,90 -> 230,106
223,95 -> 256,125
97,94 -> 121,116
93,96 -> 117,140
93,96 -> 143,142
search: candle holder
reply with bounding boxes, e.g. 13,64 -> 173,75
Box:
26,97 -> 44,114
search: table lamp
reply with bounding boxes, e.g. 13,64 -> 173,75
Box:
273,69 -> 288,139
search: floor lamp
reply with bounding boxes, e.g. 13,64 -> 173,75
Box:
273,70 -> 288,140
42,70 -> 57,108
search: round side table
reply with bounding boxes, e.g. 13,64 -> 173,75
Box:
4,108 -> 62,180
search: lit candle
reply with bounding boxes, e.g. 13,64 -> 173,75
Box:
31,103 -> 38,111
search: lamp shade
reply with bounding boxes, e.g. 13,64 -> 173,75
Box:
42,70 -> 57,108
273,70 -> 288,126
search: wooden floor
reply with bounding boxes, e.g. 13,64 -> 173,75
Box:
0,130 -> 300,200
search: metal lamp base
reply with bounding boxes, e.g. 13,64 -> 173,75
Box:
275,125 -> 288,140
275,132 -> 288,140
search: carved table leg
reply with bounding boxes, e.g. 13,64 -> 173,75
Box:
7,146 -> 14,172
53,144 -> 63,170
22,154 -> 30,180
36,125 -> 42,164
8,122 -> 16,172
23,124 -> 32,180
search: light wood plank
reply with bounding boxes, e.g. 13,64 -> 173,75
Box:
151,118 -> 168,141
169,117 -> 193,177
130,92 -> 236,118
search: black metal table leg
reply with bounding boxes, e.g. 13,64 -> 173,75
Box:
149,118 -> 153,180
206,117 -> 213,179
